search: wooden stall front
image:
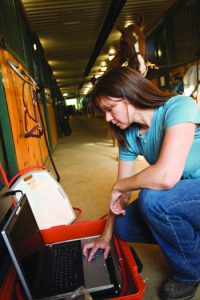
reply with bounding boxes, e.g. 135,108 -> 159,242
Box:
0,49 -> 57,172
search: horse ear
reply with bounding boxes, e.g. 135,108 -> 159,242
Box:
135,13 -> 144,30
115,25 -> 125,34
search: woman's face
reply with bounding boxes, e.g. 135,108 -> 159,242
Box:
99,96 -> 135,129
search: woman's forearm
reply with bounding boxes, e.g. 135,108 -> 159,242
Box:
114,163 -> 179,192
101,160 -> 137,240
101,211 -> 116,242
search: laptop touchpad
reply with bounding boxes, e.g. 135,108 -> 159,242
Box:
81,245 -> 113,291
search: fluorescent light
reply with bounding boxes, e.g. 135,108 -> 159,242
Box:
101,61 -> 107,67
158,48 -> 162,57
83,88 -> 90,95
65,98 -> 77,107
109,47 -> 116,55
108,54 -> 115,61
101,66 -> 107,72
88,82 -> 93,88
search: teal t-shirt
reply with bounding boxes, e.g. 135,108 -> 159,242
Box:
119,95 -> 200,179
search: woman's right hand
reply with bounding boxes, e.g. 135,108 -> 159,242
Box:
82,236 -> 111,262
110,190 -> 130,215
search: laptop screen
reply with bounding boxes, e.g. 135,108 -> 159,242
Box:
0,183 -> 13,285
6,196 -> 44,289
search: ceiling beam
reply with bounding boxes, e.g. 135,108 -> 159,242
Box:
84,0 -> 126,78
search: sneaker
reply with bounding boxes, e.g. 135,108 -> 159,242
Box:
159,279 -> 199,300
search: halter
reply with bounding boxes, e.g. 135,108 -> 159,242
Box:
7,60 -> 43,138
121,30 -> 158,77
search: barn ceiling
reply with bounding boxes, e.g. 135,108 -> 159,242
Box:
21,0 -> 176,97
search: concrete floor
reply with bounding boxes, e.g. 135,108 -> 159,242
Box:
49,115 -> 200,300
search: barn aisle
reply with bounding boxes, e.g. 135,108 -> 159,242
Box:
49,115 -> 200,300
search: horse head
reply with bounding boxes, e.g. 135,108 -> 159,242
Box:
108,14 -> 148,76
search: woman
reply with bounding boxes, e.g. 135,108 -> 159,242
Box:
83,66 -> 200,300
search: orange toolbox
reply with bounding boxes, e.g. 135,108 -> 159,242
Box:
41,218 -> 146,299
0,218 -> 146,299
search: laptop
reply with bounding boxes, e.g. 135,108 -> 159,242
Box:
0,183 -> 13,285
2,194 -> 121,299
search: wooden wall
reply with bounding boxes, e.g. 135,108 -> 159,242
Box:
0,49 -> 54,171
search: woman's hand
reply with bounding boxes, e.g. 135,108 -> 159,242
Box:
110,189 -> 130,215
82,236 -> 111,262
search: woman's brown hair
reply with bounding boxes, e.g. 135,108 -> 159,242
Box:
89,66 -> 172,148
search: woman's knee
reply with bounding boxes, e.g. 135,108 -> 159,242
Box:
138,188 -> 164,219
114,201 -> 140,240
114,201 -> 157,243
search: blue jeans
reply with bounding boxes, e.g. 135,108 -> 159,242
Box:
114,179 -> 200,284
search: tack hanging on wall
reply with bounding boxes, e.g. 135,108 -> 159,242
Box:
6,59 -> 60,181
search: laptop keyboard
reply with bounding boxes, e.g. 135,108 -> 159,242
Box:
39,240 -> 84,297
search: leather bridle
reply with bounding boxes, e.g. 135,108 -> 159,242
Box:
7,60 -> 43,138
